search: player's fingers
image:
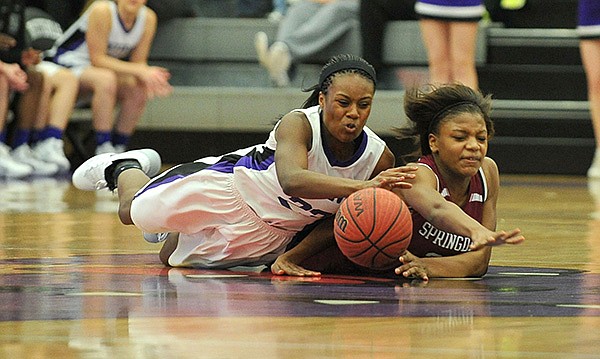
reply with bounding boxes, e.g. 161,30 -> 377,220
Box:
271,266 -> 284,275
394,262 -> 413,276
300,269 -> 321,277
399,251 -> 415,263
291,263 -> 321,277
272,261 -> 316,277
504,234 -> 525,245
401,267 -> 428,281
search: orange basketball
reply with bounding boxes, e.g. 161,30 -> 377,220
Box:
334,187 -> 412,270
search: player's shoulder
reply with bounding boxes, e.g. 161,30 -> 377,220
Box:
405,161 -> 438,185
143,5 -> 158,23
275,110 -> 312,139
481,157 -> 500,192
88,1 -> 113,20
89,1 -> 112,13
481,157 -> 499,176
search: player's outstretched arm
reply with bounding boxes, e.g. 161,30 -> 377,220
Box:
395,248 -> 492,280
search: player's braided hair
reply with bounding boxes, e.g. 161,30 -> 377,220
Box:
301,54 -> 376,109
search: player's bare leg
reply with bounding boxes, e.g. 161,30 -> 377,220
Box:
115,169 -> 151,225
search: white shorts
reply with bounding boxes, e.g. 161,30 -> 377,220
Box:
130,165 -> 296,269
36,61 -> 93,107
36,60 -> 88,78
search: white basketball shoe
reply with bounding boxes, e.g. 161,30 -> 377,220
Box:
32,138 -> 71,172
0,143 -> 33,178
11,144 -> 59,176
72,149 -> 162,191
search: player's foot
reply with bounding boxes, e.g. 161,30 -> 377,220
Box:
95,141 -> 116,155
268,41 -> 291,87
12,144 -> 59,176
0,143 -> 33,178
113,144 -> 126,154
32,138 -> 71,172
143,232 -> 170,243
72,149 -> 161,191
254,31 -> 270,68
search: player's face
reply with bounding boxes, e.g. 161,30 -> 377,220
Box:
429,113 -> 488,178
318,73 -> 374,144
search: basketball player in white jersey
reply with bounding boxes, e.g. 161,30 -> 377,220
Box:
71,54 -> 418,274
39,0 -> 172,155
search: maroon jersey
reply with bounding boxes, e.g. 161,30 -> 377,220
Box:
407,155 -> 487,257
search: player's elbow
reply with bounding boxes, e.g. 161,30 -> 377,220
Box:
471,263 -> 489,278
279,179 -> 302,197
277,172 -> 305,197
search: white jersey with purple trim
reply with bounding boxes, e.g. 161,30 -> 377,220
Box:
234,105 -> 387,232
46,1 -> 147,68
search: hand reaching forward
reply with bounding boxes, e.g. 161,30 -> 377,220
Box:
470,228 -> 525,251
367,165 -> 418,190
271,252 -> 321,277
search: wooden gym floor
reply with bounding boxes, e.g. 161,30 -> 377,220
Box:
0,173 -> 599,358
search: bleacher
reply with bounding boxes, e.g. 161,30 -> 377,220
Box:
72,0 -> 590,175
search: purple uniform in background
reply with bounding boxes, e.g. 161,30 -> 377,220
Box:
577,0 -> 600,39
415,0 -> 485,21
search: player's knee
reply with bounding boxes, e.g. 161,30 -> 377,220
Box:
120,83 -> 147,105
55,69 -> 79,91
94,71 -> 118,95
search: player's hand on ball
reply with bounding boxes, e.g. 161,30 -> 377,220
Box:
369,165 -> 418,190
395,251 -> 429,281
271,254 -> 321,277
469,228 -> 525,250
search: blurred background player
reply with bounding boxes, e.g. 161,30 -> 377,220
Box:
359,0 -> 417,90
0,55 -> 32,178
0,0 -> 55,177
578,0 -> 600,178
255,0 -> 358,87
8,2 -> 80,175
41,0 -> 172,156
415,0 -> 485,89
